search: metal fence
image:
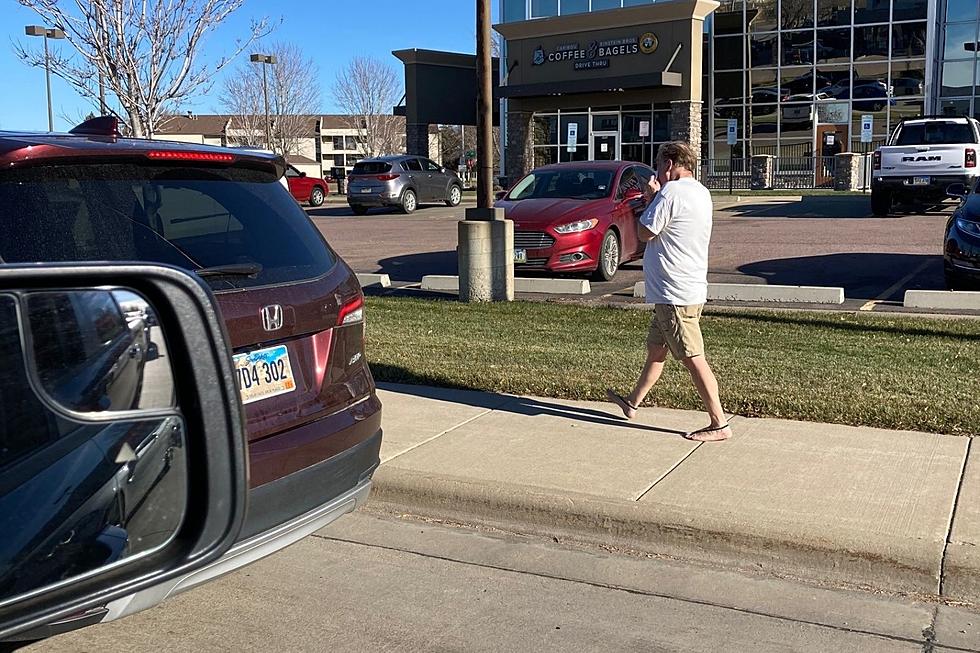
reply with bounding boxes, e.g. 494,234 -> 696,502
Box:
696,158 -> 751,190
771,157 -> 837,189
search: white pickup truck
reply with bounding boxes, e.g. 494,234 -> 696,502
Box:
871,116 -> 980,216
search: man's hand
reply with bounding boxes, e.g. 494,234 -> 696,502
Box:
643,177 -> 661,202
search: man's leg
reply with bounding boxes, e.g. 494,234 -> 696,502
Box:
627,343 -> 670,408
681,355 -> 731,441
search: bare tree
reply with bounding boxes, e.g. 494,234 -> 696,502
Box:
331,56 -> 402,158
15,0 -> 271,137
221,41 -> 321,156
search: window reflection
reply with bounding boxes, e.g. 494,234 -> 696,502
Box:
817,0 -> 850,27
749,33 -> 777,67
854,25 -> 889,61
715,71 -> 744,103
781,0 -> 814,30
816,28 -> 850,64
892,0 -> 928,22
747,1 -> 777,32
748,68 -> 779,97
560,0 -> 589,14
945,0 -> 980,23
533,116 -> 558,146
944,23 -> 979,61
782,31 -> 814,66
715,36 -> 744,70
890,60 -> 926,97
780,66 -> 817,96
942,61 -> 978,97
714,1 -> 745,35
854,0 -> 889,24
531,0 -> 558,18
940,99 -> 972,117
503,0 -> 527,22
892,23 -> 927,59
816,65 -> 852,98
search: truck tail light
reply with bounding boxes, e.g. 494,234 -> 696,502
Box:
872,151 -> 881,170
967,149 -> 977,168
375,174 -> 399,181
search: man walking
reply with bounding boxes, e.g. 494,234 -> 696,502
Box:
607,141 -> 731,442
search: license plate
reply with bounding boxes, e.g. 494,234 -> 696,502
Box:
360,188 -> 373,193
233,345 -> 296,405
911,176 -> 930,185
514,249 -> 527,264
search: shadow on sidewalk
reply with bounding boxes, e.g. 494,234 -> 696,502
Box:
377,376 -> 686,437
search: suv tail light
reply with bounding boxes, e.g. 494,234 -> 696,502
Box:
872,151 -> 881,170
375,174 -> 399,181
147,150 -> 235,163
337,296 -> 364,326
967,149 -> 977,168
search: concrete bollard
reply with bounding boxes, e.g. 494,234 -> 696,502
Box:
458,207 -> 514,302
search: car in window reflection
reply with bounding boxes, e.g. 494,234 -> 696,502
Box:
781,93 -> 832,126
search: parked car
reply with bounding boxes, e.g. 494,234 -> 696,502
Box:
0,116 -> 382,640
943,179 -> 980,289
346,155 -> 463,215
285,164 -> 328,207
780,93 -> 832,126
493,161 -> 652,281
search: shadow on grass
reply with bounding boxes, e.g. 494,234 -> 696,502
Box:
715,308 -> 980,341
373,365 -> 687,437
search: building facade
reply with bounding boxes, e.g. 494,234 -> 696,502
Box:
497,0 -> 980,175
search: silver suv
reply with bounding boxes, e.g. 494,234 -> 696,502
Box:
347,155 -> 462,215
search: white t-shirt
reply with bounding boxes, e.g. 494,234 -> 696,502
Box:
639,176 -> 712,305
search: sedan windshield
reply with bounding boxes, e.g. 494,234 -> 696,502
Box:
508,169 -> 614,201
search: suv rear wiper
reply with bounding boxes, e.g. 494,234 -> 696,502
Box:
195,263 -> 263,278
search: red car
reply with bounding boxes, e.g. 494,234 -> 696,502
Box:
495,161 -> 653,281
285,163 -> 329,206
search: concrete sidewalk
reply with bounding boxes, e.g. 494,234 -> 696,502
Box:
368,383 -> 980,605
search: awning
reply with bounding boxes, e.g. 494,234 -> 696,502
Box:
499,71 -> 683,99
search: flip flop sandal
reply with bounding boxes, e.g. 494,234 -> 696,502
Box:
684,423 -> 732,442
606,388 -> 639,420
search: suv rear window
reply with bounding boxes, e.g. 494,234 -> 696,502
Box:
351,161 -> 392,175
0,163 -> 336,291
895,122 -> 977,146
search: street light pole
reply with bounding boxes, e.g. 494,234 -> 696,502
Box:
475,0 -> 493,208
250,53 -> 277,150
25,25 -> 66,132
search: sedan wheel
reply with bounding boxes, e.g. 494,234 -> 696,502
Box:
309,186 -> 325,207
445,185 -> 462,207
595,230 -> 620,282
401,189 -> 417,214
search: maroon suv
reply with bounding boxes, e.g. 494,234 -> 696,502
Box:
0,118 -> 382,621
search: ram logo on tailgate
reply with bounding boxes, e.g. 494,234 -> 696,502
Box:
902,155 -> 942,162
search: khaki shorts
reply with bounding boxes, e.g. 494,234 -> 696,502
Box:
647,304 -> 705,360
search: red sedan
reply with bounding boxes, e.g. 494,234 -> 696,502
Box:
285,164 -> 329,207
494,161 -> 653,280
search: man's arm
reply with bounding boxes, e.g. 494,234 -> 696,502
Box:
637,177 -> 665,243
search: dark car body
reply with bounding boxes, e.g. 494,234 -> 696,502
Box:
0,127 -> 382,616
346,155 -> 463,214
493,161 -> 652,281
944,179 -> 980,289
285,164 -> 329,206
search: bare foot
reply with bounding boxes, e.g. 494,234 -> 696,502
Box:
684,424 -> 732,442
606,388 -> 638,420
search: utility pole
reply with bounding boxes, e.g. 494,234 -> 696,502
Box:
475,0 -> 493,208
250,53 -> 276,150
25,25 -> 66,132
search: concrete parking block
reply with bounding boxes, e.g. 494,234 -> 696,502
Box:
376,383 -> 511,463
904,290 -> 980,310
383,395 -> 701,501
640,417 -> 967,594
422,275 -> 590,295
356,273 -> 391,288
420,275 -> 460,292
634,282 -> 845,303
941,443 -> 980,604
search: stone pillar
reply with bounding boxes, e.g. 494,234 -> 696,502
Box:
406,122 -> 430,158
669,100 -> 703,156
751,155 -> 776,190
459,207 -> 514,302
833,153 -> 862,191
504,111 -> 534,189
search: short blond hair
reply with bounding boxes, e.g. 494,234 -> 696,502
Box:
656,141 -> 698,172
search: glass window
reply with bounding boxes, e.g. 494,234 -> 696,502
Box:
892,23 -> 927,58
593,114 -> 619,132
653,111 -> 671,141
782,31 -> 815,66
713,106 -> 744,140
854,25 -> 889,61
781,0 -> 814,30
895,120 -> 977,145
558,114 -> 588,155
748,3 -> 777,32
423,159 -> 441,172
892,98 -> 925,124
940,98 -> 972,117
622,112 -> 651,142
621,144 -> 653,165
748,33 -> 777,67
332,136 -> 344,150
854,0 -> 889,24
944,23 -> 979,61
750,105 -> 779,136
749,68 -> 779,97
817,0 -> 850,27
560,0 -> 588,13
890,60 -> 926,97
592,0 -> 621,9
531,0 -> 558,18
510,168 -> 614,199
816,28 -> 850,63
892,0 -> 927,22
851,108 -> 887,142
617,167 -> 639,197
333,154 -> 345,167
402,158 -> 423,171
852,63 -> 890,110
623,0 -> 653,6
714,2 -> 745,35
533,115 -> 558,146
942,60 -> 978,96
780,66 -> 816,96
749,140 -> 779,156
816,65 -> 851,97
534,147 -> 558,167
714,71 -> 744,103
503,0 -> 527,22
946,0 -> 980,23
779,139 -> 814,158
714,36 -> 745,70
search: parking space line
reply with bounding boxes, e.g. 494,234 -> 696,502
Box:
601,285 -> 637,299
870,259 -> 934,307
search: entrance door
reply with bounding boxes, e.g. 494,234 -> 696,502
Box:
593,133 -> 618,161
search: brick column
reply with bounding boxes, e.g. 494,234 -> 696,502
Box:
751,155 -> 776,190
833,153 -> 862,191
406,122 -> 430,158
670,100 -> 703,156
504,111 -> 533,189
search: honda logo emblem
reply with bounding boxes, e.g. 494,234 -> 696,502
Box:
261,304 -> 283,332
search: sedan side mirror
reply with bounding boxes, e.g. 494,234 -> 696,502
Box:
947,183 -> 968,201
0,264 -> 247,642
622,188 -> 644,203
495,190 -> 508,201
299,171 -> 307,178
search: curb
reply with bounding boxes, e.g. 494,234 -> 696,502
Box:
356,273 -> 391,288
634,282 -> 845,304
905,290 -> 980,311
421,275 -> 590,295
368,466 -> 951,600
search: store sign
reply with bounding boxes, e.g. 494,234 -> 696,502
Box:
639,121 -> 650,138
861,115 -> 874,143
567,122 -> 578,152
532,32 -> 658,72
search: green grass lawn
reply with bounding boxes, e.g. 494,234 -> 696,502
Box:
710,189 -> 868,197
365,296 -> 980,436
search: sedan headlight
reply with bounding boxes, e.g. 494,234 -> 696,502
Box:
955,218 -> 980,237
554,218 -> 599,234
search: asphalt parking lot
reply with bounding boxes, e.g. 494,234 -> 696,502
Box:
309,195 -> 954,312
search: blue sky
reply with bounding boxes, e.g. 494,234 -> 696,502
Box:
0,0 -> 497,132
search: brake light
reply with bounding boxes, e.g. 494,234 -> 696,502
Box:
872,151 -> 881,170
375,174 -> 399,181
337,295 -> 364,326
147,150 -> 235,163
967,149 -> 977,168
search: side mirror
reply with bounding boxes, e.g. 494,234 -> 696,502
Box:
0,264 -> 246,642
495,190 -> 508,201
299,171 -> 307,178
947,183 -> 968,200
623,188 -> 644,202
